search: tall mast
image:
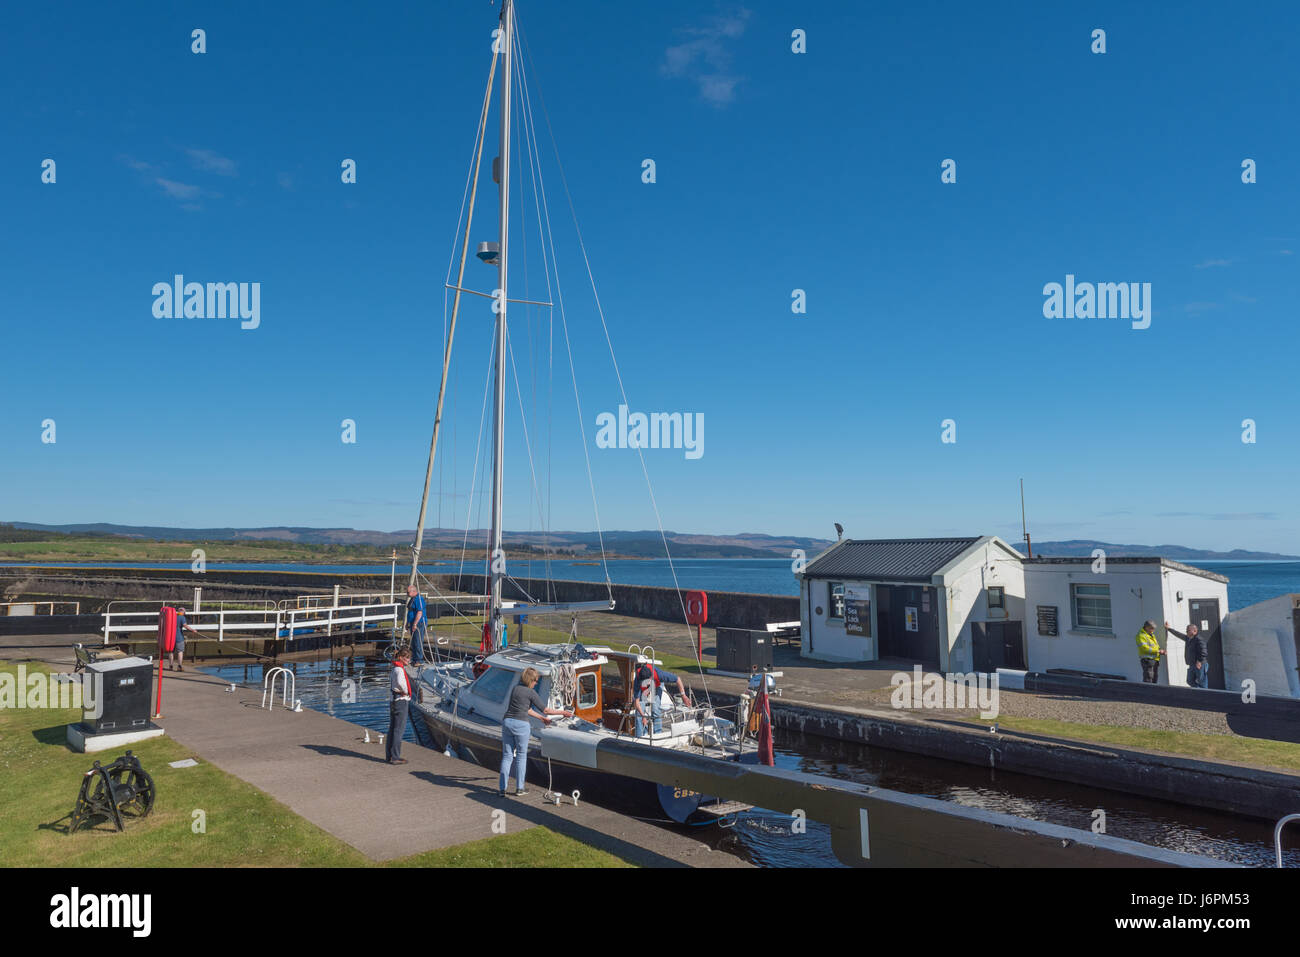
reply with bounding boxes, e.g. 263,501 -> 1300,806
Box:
488,0 -> 513,651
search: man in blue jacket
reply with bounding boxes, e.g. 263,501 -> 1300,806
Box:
1167,619 -> 1209,688
405,585 -> 427,664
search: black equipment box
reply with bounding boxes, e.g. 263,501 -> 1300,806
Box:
716,628 -> 774,673
83,657 -> 153,733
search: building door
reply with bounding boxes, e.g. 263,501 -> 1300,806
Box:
913,586 -> 940,667
971,621 -> 1025,673
1188,598 -> 1225,690
877,585 -> 899,658
875,585 -> 939,667
999,621 -> 1025,670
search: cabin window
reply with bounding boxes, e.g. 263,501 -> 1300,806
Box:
987,586 -> 1005,610
828,582 -> 845,620
1071,584 -> 1112,631
469,667 -> 517,703
577,671 -> 598,710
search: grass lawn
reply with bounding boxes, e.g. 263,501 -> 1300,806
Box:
0,662 -> 630,868
0,538 -> 388,564
970,714 -> 1300,773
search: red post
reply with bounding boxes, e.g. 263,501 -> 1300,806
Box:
155,605 -> 176,718
154,656 -> 164,718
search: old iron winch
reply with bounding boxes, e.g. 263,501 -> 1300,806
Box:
69,750 -> 156,833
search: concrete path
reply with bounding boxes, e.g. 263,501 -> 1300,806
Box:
1,632 -> 746,867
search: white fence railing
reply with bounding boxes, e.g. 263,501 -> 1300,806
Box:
0,600 -> 81,617
102,598 -> 401,645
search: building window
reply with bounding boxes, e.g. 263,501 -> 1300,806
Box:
987,586 -> 1005,610
828,582 -> 845,620
1071,584 -> 1112,631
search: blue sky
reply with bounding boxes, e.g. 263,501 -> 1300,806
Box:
2,1 -> 1297,553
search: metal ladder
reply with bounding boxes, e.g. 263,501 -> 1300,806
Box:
261,666 -> 297,711
1276,813 -> 1300,867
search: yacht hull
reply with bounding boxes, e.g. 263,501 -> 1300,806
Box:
411,700 -> 749,824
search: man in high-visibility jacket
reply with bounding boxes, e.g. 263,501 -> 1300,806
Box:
1135,619 -> 1165,684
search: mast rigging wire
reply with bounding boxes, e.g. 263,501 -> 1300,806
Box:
516,23 -> 715,711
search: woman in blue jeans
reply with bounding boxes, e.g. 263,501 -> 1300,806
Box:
500,667 -> 572,797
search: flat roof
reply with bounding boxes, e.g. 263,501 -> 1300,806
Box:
1023,556 -> 1229,584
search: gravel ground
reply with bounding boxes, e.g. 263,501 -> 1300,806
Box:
850,677 -> 1235,735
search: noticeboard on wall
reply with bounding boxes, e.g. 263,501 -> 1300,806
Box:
844,585 -> 871,637
845,600 -> 871,636
905,607 -> 919,632
1037,605 -> 1059,637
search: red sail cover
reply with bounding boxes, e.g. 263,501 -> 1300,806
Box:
157,606 -> 177,652
756,682 -> 775,766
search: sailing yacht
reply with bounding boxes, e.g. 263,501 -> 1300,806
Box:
406,0 -> 771,824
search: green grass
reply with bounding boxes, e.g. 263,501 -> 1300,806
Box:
0,533 -> 581,566
0,537 -> 388,564
0,661 -> 631,868
970,714 -> 1300,773
393,827 -> 632,867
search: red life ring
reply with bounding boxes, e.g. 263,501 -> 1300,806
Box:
157,606 -> 177,653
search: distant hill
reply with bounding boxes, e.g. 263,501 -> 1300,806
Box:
4,522 -> 835,560
1028,540 -> 1300,561
7,523 -> 1294,561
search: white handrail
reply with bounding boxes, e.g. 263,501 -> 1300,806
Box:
262,666 -> 295,710
1276,813 -> 1300,867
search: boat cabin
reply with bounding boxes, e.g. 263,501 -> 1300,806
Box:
586,647 -> 674,734
456,643 -> 676,736
458,644 -> 608,728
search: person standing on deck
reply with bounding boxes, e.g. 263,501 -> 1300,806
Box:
387,647 -> 414,765
405,585 -> 427,664
655,666 -> 691,708
499,667 -> 571,797
1167,620 -> 1210,688
170,607 -> 202,672
1135,619 -> 1166,684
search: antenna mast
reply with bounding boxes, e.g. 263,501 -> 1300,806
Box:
1020,478 -> 1032,558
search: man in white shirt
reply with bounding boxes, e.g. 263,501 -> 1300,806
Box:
387,648 -> 414,764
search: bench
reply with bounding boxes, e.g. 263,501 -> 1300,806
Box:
765,621 -> 801,648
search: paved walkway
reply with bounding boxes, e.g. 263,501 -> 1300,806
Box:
2,632 -> 747,867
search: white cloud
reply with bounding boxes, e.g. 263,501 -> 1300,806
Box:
155,178 -> 200,200
186,148 -> 238,176
662,9 -> 751,107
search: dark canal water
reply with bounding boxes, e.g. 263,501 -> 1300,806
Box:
199,653 -> 1298,869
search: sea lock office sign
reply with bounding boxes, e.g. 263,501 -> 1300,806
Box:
844,585 -> 871,637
